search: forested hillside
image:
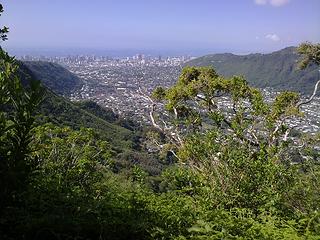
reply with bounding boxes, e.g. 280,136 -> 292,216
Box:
186,47 -> 319,94
21,61 -> 83,95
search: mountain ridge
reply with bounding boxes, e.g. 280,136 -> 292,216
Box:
185,47 -> 318,95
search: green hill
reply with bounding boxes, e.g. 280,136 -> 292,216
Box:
21,61 -> 83,95
186,47 -> 319,94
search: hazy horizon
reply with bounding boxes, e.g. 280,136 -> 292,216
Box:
1,0 -> 319,57
5,45 -> 300,58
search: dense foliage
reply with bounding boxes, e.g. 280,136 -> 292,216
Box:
297,42 -> 320,69
147,65 -> 320,239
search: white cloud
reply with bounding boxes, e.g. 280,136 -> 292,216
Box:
254,0 -> 290,7
265,34 -> 280,42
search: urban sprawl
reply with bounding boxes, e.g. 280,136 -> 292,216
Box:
20,54 -> 320,134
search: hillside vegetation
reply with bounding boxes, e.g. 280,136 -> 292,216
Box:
21,61 -> 83,95
186,47 -> 319,94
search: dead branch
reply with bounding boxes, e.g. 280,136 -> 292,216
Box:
297,79 -> 320,108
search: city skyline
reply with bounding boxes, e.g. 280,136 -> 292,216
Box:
1,0 -> 320,56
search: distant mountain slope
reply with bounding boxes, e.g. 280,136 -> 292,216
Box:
75,100 -> 119,124
20,61 -> 83,95
186,47 -> 319,94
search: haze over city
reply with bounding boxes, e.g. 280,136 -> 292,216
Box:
1,0 -> 320,56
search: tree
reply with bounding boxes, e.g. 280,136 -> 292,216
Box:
296,42 -> 320,107
297,42 -> 320,69
147,67 -> 304,210
146,65 -> 320,239
0,4 -> 9,41
149,67 -> 300,151
0,4 -> 44,215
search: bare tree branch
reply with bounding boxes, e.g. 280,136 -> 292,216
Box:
149,103 -> 163,131
138,87 -> 184,147
297,79 -> 320,108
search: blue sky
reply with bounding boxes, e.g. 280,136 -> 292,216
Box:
1,0 -> 319,55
